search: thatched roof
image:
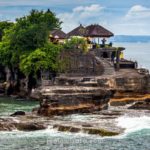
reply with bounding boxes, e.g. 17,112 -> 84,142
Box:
85,24 -> 114,37
67,24 -> 86,37
50,29 -> 67,39
67,24 -> 114,38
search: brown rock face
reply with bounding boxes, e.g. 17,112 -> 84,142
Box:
31,64 -> 150,114
0,118 -> 47,131
31,75 -> 116,116
16,122 -> 47,131
53,124 -> 119,136
10,111 -> 26,117
37,104 -> 103,116
0,118 -> 18,131
34,85 -> 114,116
0,118 -> 16,131
128,99 -> 150,110
110,92 -> 150,106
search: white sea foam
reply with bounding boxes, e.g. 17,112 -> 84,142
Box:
117,115 -> 150,134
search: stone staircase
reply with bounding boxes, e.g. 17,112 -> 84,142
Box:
95,57 -> 115,76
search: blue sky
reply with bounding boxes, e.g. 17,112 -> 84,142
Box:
0,0 -> 150,35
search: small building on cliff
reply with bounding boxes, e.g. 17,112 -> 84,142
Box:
49,29 -> 67,44
42,24 -> 138,84
66,24 -> 137,70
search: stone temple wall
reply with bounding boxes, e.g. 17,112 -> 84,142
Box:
59,51 -> 104,77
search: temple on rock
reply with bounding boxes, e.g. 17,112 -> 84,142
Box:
45,24 -> 138,81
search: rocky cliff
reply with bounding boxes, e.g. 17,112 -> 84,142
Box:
32,77 -> 115,116
31,67 -> 150,116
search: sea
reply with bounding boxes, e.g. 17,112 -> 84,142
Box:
114,42 -> 150,71
0,42 -> 150,150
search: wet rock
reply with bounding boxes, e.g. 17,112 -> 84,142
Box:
53,124 -> 119,136
0,123 -> 16,131
0,118 -> 16,131
37,104 -> 104,116
32,79 -> 115,117
35,89 -> 114,117
53,124 -> 81,133
32,107 -> 39,113
128,99 -> 150,110
101,111 -> 122,116
16,122 -> 47,131
110,100 -> 135,106
69,127 -> 81,133
100,116 -> 118,119
82,124 -> 93,127
30,90 -> 42,100
10,111 -> 26,117
83,128 -> 119,136
56,125 -> 81,133
0,116 -> 47,131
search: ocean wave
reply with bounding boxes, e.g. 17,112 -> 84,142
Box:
117,115 -> 150,134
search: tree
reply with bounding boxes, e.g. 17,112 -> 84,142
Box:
19,49 -> 47,76
19,43 -> 62,76
0,42 -> 12,67
0,9 -> 62,67
9,9 -> 61,52
0,9 -> 63,92
0,21 -> 14,41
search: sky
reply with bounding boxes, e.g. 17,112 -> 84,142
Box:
0,0 -> 150,35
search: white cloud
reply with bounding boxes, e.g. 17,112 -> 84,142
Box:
126,5 -> 150,19
73,4 -> 103,13
57,4 -> 104,32
75,4 -> 104,19
114,5 -> 150,35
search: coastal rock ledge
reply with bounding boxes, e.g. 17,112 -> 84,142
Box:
53,124 -> 119,136
31,80 -> 115,116
0,118 -> 47,131
31,68 -> 150,116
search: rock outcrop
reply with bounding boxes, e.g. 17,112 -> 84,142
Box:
16,122 -> 46,131
128,99 -> 150,110
0,118 -> 16,131
32,77 -> 115,116
53,124 -> 119,136
31,67 -> 150,116
10,111 -> 26,117
0,116 -> 47,131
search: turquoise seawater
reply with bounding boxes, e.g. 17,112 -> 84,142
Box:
0,128 -> 150,150
0,42 -> 150,150
0,95 -> 150,150
0,97 -> 39,116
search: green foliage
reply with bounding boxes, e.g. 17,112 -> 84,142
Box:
16,9 -> 61,30
64,37 -> 88,53
19,43 -> 62,75
0,42 -> 12,67
7,9 -> 61,52
0,9 -> 62,76
10,24 -> 48,52
20,49 -> 47,75
0,21 -> 14,41
41,43 -> 63,70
